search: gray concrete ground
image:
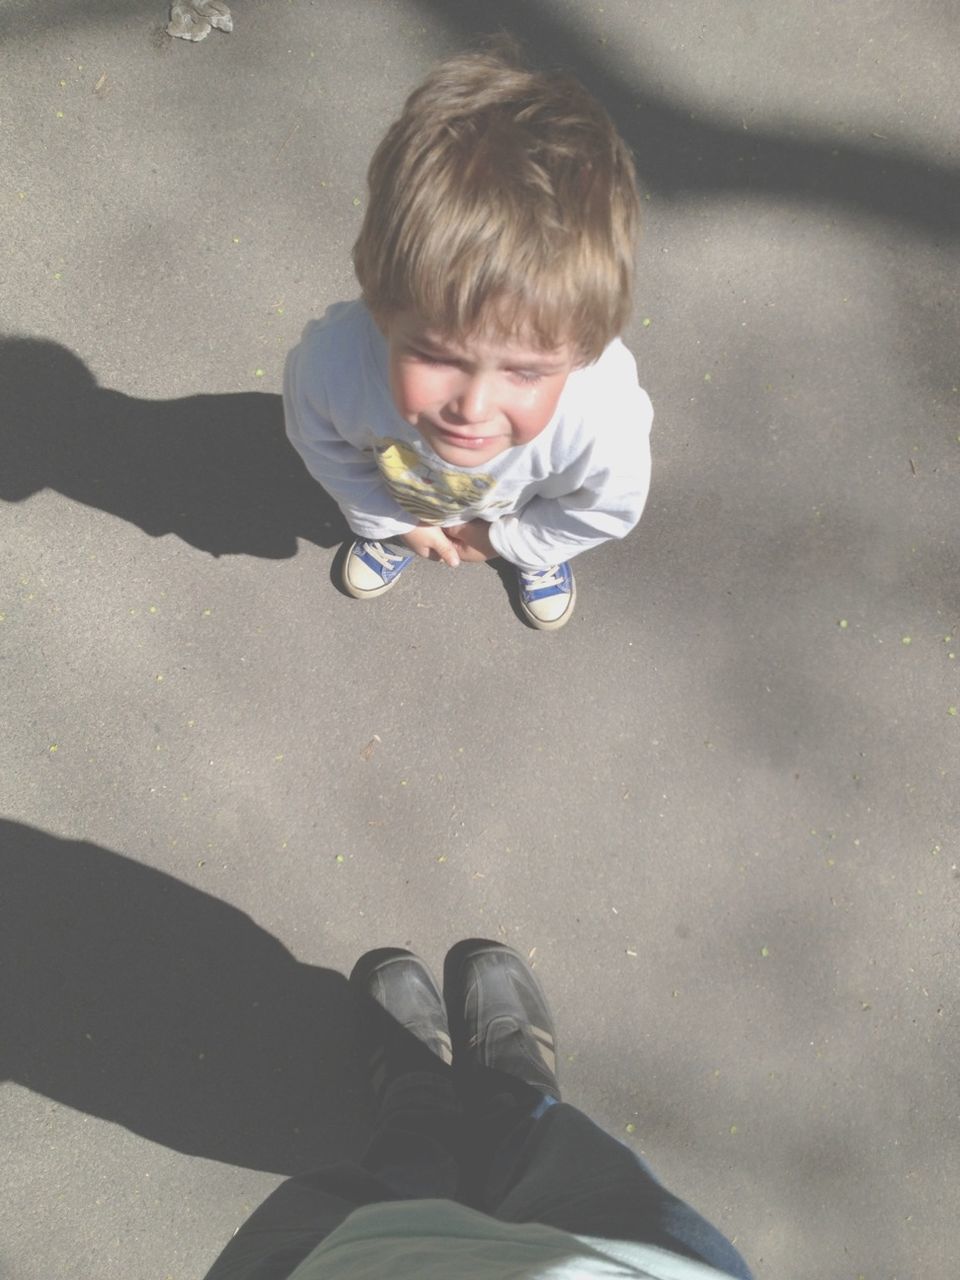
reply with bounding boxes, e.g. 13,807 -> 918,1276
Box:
2,2 -> 958,1277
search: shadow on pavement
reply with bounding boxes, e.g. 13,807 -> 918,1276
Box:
1,817 -> 369,1174
416,0 -> 960,239
0,336 -> 349,559
5,3 -> 958,241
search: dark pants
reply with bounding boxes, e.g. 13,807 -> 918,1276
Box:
203,1069 -> 753,1280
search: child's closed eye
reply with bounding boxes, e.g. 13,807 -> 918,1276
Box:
409,347 -> 451,367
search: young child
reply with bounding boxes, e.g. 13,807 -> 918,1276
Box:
284,47 -> 653,630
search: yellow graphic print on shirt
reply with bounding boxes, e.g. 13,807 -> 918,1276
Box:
375,440 -> 497,524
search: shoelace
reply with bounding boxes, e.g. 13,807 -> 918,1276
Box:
362,541 -> 407,569
520,565 -> 564,592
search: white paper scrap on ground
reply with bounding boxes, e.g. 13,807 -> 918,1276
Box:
167,1 -> 234,42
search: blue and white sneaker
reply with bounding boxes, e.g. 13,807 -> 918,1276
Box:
342,539 -> 414,599
516,562 -> 576,630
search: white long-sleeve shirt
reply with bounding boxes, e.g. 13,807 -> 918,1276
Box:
283,301 -> 653,570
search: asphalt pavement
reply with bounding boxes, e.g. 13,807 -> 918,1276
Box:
2,3 -> 958,1278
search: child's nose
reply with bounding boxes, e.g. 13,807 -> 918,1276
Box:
453,374 -> 493,423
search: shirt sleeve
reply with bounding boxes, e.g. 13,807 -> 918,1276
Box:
487,381 -> 653,570
283,327 -> 418,540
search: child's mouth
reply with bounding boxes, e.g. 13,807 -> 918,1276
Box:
435,427 -> 493,449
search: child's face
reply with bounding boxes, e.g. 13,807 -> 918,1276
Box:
382,311 -> 579,466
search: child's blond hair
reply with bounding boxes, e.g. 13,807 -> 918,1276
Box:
353,47 -> 640,363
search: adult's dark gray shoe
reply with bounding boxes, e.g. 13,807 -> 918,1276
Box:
351,947 -> 452,1102
443,939 -> 560,1100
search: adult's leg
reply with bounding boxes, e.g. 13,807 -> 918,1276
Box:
444,940 -> 753,1280
358,1067 -> 463,1198
203,950 -> 464,1280
480,1098 -> 754,1280
201,1164 -> 388,1280
351,948 -> 463,1198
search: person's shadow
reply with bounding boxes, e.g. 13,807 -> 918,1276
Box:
0,336 -> 349,558
1,817 -> 370,1173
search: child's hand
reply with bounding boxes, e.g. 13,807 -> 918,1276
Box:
401,525 -> 461,567
445,520 -> 496,563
